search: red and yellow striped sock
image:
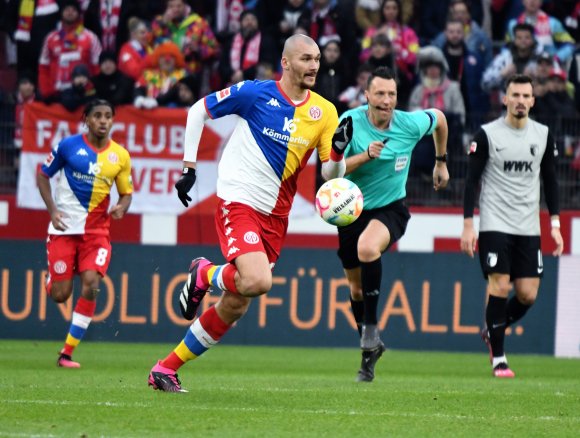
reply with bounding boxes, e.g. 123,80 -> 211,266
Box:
161,306 -> 231,371
62,297 -> 96,357
204,263 -> 238,293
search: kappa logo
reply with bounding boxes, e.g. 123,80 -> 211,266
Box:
225,226 -> 233,236
227,236 -> 237,246
267,98 -> 280,107
76,148 -> 88,156
227,246 -> 240,257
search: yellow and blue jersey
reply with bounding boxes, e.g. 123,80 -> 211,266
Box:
204,80 -> 338,217
40,134 -> 133,235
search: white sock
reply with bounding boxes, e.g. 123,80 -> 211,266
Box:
492,355 -> 508,368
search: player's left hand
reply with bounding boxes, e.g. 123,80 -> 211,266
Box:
110,204 -> 126,219
432,162 -> 449,191
175,167 -> 197,207
332,116 -> 353,155
551,227 -> 564,256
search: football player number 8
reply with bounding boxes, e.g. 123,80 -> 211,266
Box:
95,248 -> 109,266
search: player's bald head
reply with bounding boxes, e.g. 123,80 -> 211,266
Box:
282,34 -> 318,57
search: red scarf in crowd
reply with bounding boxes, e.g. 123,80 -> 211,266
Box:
420,79 -> 450,110
100,0 -> 122,52
230,32 -> 261,71
15,0 -> 59,42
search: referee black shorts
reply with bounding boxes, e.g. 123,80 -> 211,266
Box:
337,199 -> 410,270
478,231 -> 543,280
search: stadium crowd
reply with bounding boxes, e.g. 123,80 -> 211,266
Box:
0,0 -> 579,207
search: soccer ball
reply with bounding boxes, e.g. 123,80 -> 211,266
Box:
315,178 -> 363,226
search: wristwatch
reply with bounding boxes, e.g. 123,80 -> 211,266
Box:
435,153 -> 447,162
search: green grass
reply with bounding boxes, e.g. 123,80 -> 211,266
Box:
1,340 -> 579,437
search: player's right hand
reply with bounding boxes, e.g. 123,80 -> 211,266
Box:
460,226 -> 477,258
332,116 -> 353,155
50,211 -> 68,231
175,167 -> 196,207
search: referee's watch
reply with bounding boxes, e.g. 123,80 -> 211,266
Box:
435,153 -> 447,162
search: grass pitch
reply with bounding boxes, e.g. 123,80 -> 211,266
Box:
1,340 -> 579,437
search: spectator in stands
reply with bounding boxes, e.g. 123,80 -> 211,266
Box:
59,64 -> 96,112
81,0 -> 159,55
506,0 -> 575,65
566,44 -> 580,112
217,9 -> 278,86
275,0 -> 310,46
490,0 -> 525,41
134,40 -> 186,109
363,32 -> 411,108
355,0 -> 382,32
299,0 -> 359,84
300,0 -> 340,45
151,0 -> 219,77
37,0 -> 102,102
531,67 -> 578,143
482,23 -> 542,95
542,1 -> 580,43
314,38 -> 349,115
408,46 -> 464,172
4,0 -> 60,84
416,0 -> 483,45
0,72 -> 37,172
118,17 -> 153,82
338,63 -> 373,110
92,51 -> 134,106
409,46 -> 465,123
360,0 -> 420,93
365,33 -> 396,71
431,0 -> 493,68
436,19 -> 490,128
156,74 -> 199,108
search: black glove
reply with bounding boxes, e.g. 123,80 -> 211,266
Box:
331,116 -> 353,155
175,167 -> 196,207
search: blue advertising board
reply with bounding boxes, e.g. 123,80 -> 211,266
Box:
0,241 -> 557,354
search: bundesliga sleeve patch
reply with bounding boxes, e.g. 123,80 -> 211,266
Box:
468,141 -> 477,154
216,87 -> 231,102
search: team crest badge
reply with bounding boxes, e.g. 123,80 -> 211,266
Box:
487,252 -> 498,267
530,144 -> 539,156
108,152 -> 118,163
243,231 -> 259,244
469,142 -> 477,154
309,106 -> 322,120
54,260 -> 67,274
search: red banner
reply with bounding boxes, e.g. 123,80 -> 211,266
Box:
17,103 -> 316,215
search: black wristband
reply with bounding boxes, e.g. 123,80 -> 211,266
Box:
435,153 -> 447,162
367,148 -> 374,159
